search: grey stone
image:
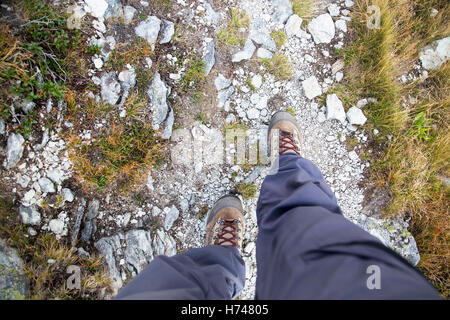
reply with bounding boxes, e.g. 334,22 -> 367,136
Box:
285,14 -> 303,37
215,74 -> 232,91
249,18 -> 277,52
19,205 -> 41,225
71,199 -> 86,246
86,199 -> 100,220
18,175 -> 31,188
335,19 -> 347,33
18,99 -> 35,114
47,168 -> 63,185
123,5 -> 136,25
0,119 -> 5,135
94,234 -> 123,293
124,229 -> 153,273
217,85 -> 235,109
419,36 -> 450,70
164,205 -> 180,230
38,177 -> 55,193
328,4 -> 340,16
346,106 -> 367,125
118,67 -> 136,92
179,198 -> 189,213
307,13 -> 335,44
159,19 -> 175,44
100,72 -> 121,105
81,219 -> 96,243
148,72 -> 169,130
49,218 -> 66,237
301,76 -> 322,100
135,16 -> 161,45
4,133 -> 24,170
84,0 -> 108,19
204,1 -> 220,27
357,216 -> 420,266
153,228 -> 177,257
256,48 -> 273,59
252,74 -> 263,89
203,41 -> 215,75
0,238 -> 27,299
326,94 -> 346,123
161,107 -> 174,140
272,0 -> 293,25
104,0 -> 124,19
247,108 -> 260,119
232,39 -> 256,62
61,188 -> 74,203
34,130 -> 49,151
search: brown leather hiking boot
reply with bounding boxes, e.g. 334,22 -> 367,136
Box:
268,111 -> 303,156
205,195 -> 245,250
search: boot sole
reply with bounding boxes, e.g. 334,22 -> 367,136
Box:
206,195 -> 243,225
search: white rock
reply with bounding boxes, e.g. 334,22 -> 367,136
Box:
247,108 -> 260,119
335,19 -> 347,33
84,0 -> 108,19
93,57 -> 103,69
164,205 -> 179,230
256,48 -> 273,59
348,150 -> 359,161
328,4 -> 340,16
326,94 -> 346,123
344,0 -> 354,8
123,6 -> 136,25
49,219 -> 65,236
301,76 -> 322,100
38,177 -> 55,193
331,60 -> 344,74
357,99 -> 368,108
47,168 -> 63,185
419,36 -> 450,70
232,39 -> 256,63
61,188 -> 75,203
135,16 -> 161,45
19,205 -> 41,225
4,133 -> 25,170
214,74 -> 232,91
307,14 -> 335,44
251,74 -> 263,89
346,106 -> 367,125
285,14 -> 303,37
335,72 -> 343,82
159,19 -> 175,44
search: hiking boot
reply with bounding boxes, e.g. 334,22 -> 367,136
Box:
205,195 -> 245,251
268,110 -> 302,156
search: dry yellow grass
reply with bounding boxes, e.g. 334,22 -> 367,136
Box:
337,0 -> 450,296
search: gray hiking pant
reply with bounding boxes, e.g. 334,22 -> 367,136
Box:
115,154 -> 440,299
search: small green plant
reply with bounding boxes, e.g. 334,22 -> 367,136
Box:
85,44 -> 101,55
409,111 -> 432,142
260,53 -> 293,81
195,112 -> 209,125
217,8 -> 249,47
236,182 -> 257,200
291,0 -> 315,21
246,77 -> 256,91
271,30 -> 287,48
286,107 -> 295,116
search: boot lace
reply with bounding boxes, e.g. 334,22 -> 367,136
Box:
279,131 -> 301,155
214,219 -> 242,248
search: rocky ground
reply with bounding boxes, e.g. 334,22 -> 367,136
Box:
1,0 -> 444,299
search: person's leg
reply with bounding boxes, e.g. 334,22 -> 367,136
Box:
115,196 -> 246,300
114,245 -> 244,299
254,112 -> 440,299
